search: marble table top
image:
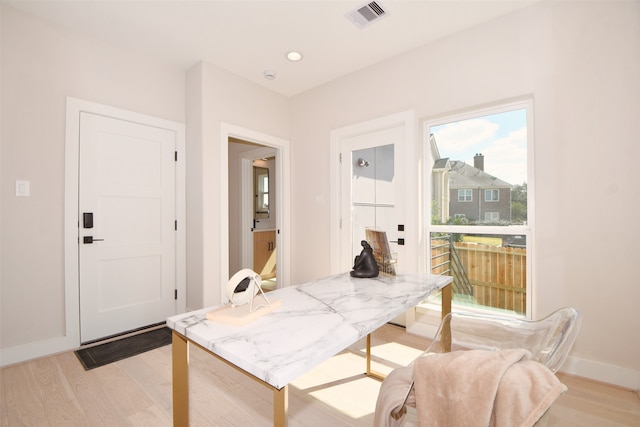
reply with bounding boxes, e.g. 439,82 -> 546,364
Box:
166,272 -> 452,389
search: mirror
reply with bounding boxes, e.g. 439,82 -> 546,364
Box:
254,166 -> 269,218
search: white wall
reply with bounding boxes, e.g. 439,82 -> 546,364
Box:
0,5 -> 290,362
185,61 -> 289,311
2,0 -> 639,390
290,1 -> 640,388
0,6 -> 184,356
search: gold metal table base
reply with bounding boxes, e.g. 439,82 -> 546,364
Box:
171,282 -> 452,426
365,283 -> 452,380
171,331 -> 289,427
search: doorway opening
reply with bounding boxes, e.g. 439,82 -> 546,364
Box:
220,122 -> 290,303
228,138 -> 278,290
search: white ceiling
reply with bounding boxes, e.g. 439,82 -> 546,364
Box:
5,0 -> 540,97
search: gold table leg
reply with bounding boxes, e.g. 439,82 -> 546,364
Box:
172,330 -> 189,426
365,333 -> 386,381
172,331 -> 288,426
441,282 -> 452,319
365,283 -> 453,379
441,283 -> 452,352
273,386 -> 288,427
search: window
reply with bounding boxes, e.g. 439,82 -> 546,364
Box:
485,212 -> 499,221
425,99 -> 533,318
485,189 -> 499,202
458,189 -> 472,202
254,166 -> 270,218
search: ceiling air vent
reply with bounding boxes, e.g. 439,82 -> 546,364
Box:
345,1 -> 390,29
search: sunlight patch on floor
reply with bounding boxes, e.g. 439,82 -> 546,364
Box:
363,341 -> 425,366
289,341 -> 425,419
291,352 -> 379,418
307,376 -> 381,418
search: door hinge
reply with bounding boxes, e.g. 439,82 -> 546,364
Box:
174,220 -> 177,230
339,153 -> 342,163
174,289 -> 178,300
174,151 -> 178,162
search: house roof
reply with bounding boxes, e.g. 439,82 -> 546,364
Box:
433,157 -> 451,170
448,160 -> 512,189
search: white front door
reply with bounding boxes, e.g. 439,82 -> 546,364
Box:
340,125 -> 406,273
79,112 -> 177,343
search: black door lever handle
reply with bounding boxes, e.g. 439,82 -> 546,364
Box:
83,236 -> 104,244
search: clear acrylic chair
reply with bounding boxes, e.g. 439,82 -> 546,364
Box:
387,307 -> 582,426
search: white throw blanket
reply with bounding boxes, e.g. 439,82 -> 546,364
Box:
374,349 -> 567,427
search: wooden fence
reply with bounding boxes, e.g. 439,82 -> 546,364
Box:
431,240 -> 527,314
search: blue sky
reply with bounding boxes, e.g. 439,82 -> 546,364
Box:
431,108 -> 527,186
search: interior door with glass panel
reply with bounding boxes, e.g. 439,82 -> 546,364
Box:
340,125 -> 405,275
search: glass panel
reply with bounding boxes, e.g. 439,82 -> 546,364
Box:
430,231 -> 527,316
430,108 -> 527,226
427,103 -> 530,317
254,166 -> 269,219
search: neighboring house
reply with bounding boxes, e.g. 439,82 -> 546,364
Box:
448,155 -> 512,223
431,135 -> 512,223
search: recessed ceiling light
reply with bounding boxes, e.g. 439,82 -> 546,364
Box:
286,51 -> 303,62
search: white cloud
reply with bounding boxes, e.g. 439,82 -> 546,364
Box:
480,127 -> 527,185
434,119 -> 498,153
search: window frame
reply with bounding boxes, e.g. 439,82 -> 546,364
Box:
421,98 -> 534,319
485,188 -> 499,202
485,212 -> 499,221
458,189 -> 473,202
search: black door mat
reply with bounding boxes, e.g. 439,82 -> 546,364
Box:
75,327 -> 172,370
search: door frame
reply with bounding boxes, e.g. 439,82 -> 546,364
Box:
64,97 -> 186,346
329,110 -> 417,274
220,123 -> 290,302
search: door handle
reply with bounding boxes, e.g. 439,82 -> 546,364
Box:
83,236 -> 105,244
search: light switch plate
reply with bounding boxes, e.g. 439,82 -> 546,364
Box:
15,180 -> 30,197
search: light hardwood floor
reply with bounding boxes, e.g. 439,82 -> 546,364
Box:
1,324 -> 638,426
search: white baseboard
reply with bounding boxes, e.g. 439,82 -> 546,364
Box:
560,354 -> 640,391
0,335 -> 78,368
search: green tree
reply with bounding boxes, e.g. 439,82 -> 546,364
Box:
511,183 -> 527,224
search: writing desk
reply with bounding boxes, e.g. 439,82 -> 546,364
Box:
167,272 -> 452,426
